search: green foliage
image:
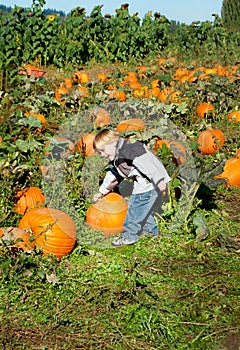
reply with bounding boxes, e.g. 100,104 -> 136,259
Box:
221,0 -> 240,31
1,1 -> 240,76
0,0 -> 61,76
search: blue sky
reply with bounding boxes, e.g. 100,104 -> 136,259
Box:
2,0 -> 222,24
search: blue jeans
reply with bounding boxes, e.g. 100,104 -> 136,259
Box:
122,189 -> 159,242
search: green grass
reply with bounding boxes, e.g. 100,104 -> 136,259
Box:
1,198 -> 239,349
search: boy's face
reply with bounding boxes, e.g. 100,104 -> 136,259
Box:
98,141 -> 117,161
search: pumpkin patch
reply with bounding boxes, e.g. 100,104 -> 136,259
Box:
1,3 -> 240,348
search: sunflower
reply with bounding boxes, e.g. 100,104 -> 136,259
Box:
48,15 -> 55,22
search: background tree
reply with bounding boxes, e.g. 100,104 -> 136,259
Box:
221,0 -> 240,31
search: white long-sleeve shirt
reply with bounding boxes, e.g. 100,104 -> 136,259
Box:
99,138 -> 171,195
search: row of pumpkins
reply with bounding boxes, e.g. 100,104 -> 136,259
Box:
54,60 -> 240,104
24,102 -> 240,158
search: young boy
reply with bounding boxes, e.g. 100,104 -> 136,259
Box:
93,128 -> 171,246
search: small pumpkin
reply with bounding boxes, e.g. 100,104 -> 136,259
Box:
14,187 -> 45,215
215,157 -> 240,187
89,107 -> 111,128
77,86 -> 89,98
63,77 -> 73,89
0,226 -> 35,252
149,87 -> 161,99
55,86 -> 69,102
86,193 -> 128,236
18,208 -> 77,258
196,102 -> 215,118
116,118 -> 145,133
132,86 -> 149,98
122,72 -> 138,86
197,129 -> 225,155
76,133 -> 96,157
227,111 -> 240,122
108,90 -> 127,102
72,72 -> 90,84
24,111 -> 47,132
97,73 -> 108,83
24,111 -> 46,125
129,81 -> 142,90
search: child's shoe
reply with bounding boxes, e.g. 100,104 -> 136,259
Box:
111,237 -> 138,246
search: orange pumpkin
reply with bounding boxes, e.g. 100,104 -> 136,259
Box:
154,139 -> 186,165
197,129 -> 225,155
149,87 -> 161,99
151,79 -> 160,88
215,157 -> 240,187
129,81 -> 142,90
86,193 -> 128,236
18,208 -> 77,258
24,111 -> 47,132
137,65 -> 147,78
63,77 -> 73,89
55,86 -> 69,103
77,86 -> 89,98
14,187 -> 45,215
24,111 -> 46,125
132,86 -> 149,98
97,73 -> 108,83
89,107 -> 111,128
72,72 -> 90,84
157,57 -> 167,66
108,90 -> 127,102
76,133 -> 95,157
0,226 -> 35,252
227,111 -> 240,122
122,71 -> 138,86
196,102 -> 215,118
116,118 -> 145,133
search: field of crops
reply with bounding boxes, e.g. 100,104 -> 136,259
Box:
0,1 -> 240,349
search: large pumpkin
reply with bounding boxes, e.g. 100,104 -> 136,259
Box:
197,129 -> 225,155
116,118 -> 145,133
14,187 -> 45,215
215,157 -> 240,187
0,226 -> 35,252
76,133 -> 96,157
86,193 -> 128,236
18,208 -> 77,258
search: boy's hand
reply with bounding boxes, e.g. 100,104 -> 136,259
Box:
93,192 -> 103,203
158,180 -> 167,196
